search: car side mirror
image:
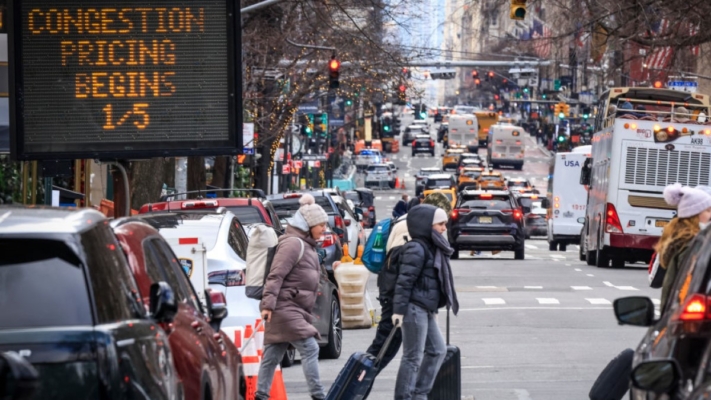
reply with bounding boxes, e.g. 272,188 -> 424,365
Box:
541,198 -> 551,208
344,219 -> 352,227
205,290 -> 229,332
631,360 -> 681,394
150,282 -> 178,324
613,297 -> 656,327
0,352 -> 39,400
522,206 -> 531,214
577,217 -> 586,224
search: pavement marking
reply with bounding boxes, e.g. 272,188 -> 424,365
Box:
586,298 -> 612,305
603,281 -> 615,287
616,286 -> 639,291
375,196 -> 382,200
652,299 -> 661,305
461,365 -> 495,369
476,286 -> 498,289
515,389 -> 533,400
388,196 -> 395,200
550,254 -> 565,259
524,286 -> 543,289
566,263 -> 572,266
524,255 -> 541,260
571,286 -> 592,290
459,306 -> 612,312
587,274 -> 595,277
574,268 -> 582,271
524,244 -> 538,250
537,298 -> 560,304
404,173 -> 410,177
482,298 -> 506,305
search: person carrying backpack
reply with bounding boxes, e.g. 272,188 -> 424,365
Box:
392,204 -> 459,400
393,194 -> 409,218
256,194 -> 329,400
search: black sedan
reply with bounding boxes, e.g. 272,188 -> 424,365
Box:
412,134 -> 435,156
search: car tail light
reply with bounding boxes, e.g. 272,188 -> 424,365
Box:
605,203 -> 624,233
451,209 -> 470,221
284,193 -> 302,199
479,193 -> 493,199
334,215 -> 345,239
412,140 -> 417,146
496,140 -> 502,144
502,209 -> 523,220
677,294 -> 708,321
430,139 -> 435,147
321,232 -> 337,248
368,206 -> 374,212
493,152 -> 500,157
181,200 -> 218,209
208,270 -> 245,287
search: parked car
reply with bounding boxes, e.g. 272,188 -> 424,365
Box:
449,189 -> 526,260
402,125 -> 427,145
415,167 -> 443,196
412,134 -> 436,157
613,227 -> 711,400
112,218 -> 244,400
0,208 -> 182,400
268,191 -> 362,259
344,188 -> 376,228
139,188 -> 285,234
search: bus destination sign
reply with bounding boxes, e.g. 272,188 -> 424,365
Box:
9,0 -> 239,160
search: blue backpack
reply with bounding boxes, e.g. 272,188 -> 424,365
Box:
362,218 -> 394,273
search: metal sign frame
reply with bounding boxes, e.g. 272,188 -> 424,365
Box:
8,0 -> 242,160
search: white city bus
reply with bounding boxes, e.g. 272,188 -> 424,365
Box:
581,87 -> 711,268
486,123 -> 526,170
448,113 -> 479,152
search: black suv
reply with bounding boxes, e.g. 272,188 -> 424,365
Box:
0,208 -> 182,400
613,227 -> 711,400
448,190 -> 526,260
415,167 -> 443,196
412,134 -> 435,156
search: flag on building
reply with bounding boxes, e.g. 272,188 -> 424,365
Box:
645,19 -> 674,71
531,20 -> 552,59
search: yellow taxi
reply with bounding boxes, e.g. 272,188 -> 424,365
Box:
475,171 -> 506,190
457,166 -> 485,191
423,188 -> 458,210
442,148 -> 465,170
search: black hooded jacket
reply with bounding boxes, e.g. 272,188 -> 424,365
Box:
393,204 -> 442,315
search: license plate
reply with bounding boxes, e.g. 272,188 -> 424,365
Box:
655,220 -> 669,228
479,216 -> 492,224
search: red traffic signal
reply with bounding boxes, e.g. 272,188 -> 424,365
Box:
472,70 -> 479,78
329,59 -> 341,71
488,71 -> 495,78
474,78 -> 481,85
494,94 -> 500,100
399,85 -> 407,92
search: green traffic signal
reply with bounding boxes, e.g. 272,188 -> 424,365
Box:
558,112 -> 565,119
542,94 -> 547,99
523,87 -> 529,93
583,114 -> 589,119
420,112 -> 427,119
345,99 -> 353,106
557,135 -> 566,142
383,126 -> 391,132
305,127 -> 313,135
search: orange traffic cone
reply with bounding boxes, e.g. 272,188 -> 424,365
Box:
401,179 -> 406,189
269,364 -> 288,399
242,324 -> 260,400
394,177 -> 400,190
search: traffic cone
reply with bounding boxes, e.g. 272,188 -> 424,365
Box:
269,364 -> 288,399
394,177 -> 400,190
242,324 -> 260,400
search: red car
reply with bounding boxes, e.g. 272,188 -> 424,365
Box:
139,189 -> 285,234
112,218 -> 245,400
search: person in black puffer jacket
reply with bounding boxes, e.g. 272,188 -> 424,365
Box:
392,204 -> 459,400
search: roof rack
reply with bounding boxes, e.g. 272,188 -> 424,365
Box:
158,188 -> 266,202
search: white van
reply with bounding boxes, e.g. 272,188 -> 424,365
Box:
547,150 -> 590,251
487,124 -> 526,170
448,113 -> 479,152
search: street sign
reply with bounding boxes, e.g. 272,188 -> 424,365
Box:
294,160 -> 303,169
667,80 -> 698,93
9,0 -> 240,160
243,123 -> 255,155
281,164 -> 290,174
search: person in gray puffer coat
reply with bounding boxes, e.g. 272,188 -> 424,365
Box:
256,194 -> 328,400
392,204 -> 459,400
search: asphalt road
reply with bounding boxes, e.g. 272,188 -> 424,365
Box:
281,116 -> 656,400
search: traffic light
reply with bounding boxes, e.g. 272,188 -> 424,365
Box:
542,94 -> 547,99
399,84 -> 407,93
313,114 -> 324,137
581,106 -> 591,120
554,103 -> 564,119
345,98 -> 353,107
382,116 -> 392,134
510,0 -> 527,20
328,56 -> 340,89
557,134 -> 567,143
402,68 -> 412,79
523,86 -> 529,93
494,94 -> 500,100
563,104 -> 571,117
301,114 -> 314,137
474,78 -> 481,87
472,70 -> 479,79
485,71 -> 494,81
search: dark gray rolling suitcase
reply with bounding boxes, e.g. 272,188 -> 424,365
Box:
428,307 -> 461,400
326,327 -> 399,400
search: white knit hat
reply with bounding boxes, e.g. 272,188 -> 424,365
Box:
664,183 -> 711,218
297,194 -> 329,227
433,208 -> 449,225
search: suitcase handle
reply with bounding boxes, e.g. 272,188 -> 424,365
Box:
375,326 -> 399,366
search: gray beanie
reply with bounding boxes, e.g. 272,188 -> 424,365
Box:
297,194 -> 329,227
433,208 -> 448,225
664,183 -> 711,218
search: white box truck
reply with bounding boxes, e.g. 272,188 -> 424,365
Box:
547,147 -> 591,251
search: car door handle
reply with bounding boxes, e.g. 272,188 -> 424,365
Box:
191,321 -> 203,334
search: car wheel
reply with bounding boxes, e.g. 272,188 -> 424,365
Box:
548,241 -> 557,251
596,237 -> 610,268
430,151 -> 435,156
559,243 -> 567,252
514,246 -> 525,260
320,297 -> 342,359
586,250 -> 597,266
579,244 -> 586,261
611,257 -> 625,268
412,152 -> 416,157
281,346 -> 296,368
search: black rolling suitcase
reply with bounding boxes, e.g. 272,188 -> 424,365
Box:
588,348 -> 634,400
428,307 -> 461,400
326,327 -> 399,400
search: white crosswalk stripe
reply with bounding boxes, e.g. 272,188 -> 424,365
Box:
483,298 -> 506,305
586,298 -> 612,305
524,286 -> 543,289
550,254 -> 565,259
525,244 -> 538,250
615,286 -> 639,291
537,298 -> 560,304
571,286 -> 592,290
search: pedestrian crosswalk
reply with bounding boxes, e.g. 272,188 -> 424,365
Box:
462,297 -> 660,307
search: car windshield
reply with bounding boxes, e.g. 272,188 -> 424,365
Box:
460,198 -> 511,210
427,179 -> 452,187
0,239 -> 93,329
226,206 -> 265,224
419,169 -> 438,176
463,171 -> 482,178
272,196 -> 336,215
509,181 -> 529,187
479,176 -> 502,181
367,165 -> 389,172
